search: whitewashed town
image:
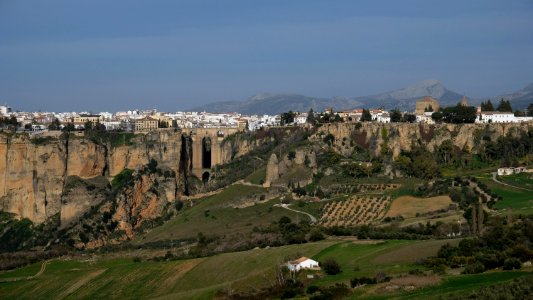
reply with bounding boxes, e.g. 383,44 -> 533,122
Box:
2,96 -> 532,135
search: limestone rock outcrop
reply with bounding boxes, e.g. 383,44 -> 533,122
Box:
314,122 -> 532,159
264,148 -> 317,188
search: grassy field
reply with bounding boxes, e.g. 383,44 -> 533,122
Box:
385,196 -> 453,219
244,166 -> 266,185
475,173 -> 533,215
498,172 -> 533,190
136,184 -> 302,243
2,238 -> 527,299
364,271 -> 533,299
310,239 -> 460,286
0,242 -> 336,300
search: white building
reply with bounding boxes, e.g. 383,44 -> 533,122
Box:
286,257 -> 320,272
477,112 -> 517,123
497,167 -> 528,176
294,113 -> 308,125
416,112 -> 435,124
0,105 -> 12,116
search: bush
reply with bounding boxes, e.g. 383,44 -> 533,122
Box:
309,229 -> 325,242
321,258 -> 341,275
503,258 -> 521,270
307,285 -> 319,294
112,168 -> 134,190
463,261 -> 485,274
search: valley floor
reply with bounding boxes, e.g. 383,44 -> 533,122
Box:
1,238 -> 530,299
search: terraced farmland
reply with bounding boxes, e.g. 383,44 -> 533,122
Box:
320,196 -> 392,227
327,183 -> 401,196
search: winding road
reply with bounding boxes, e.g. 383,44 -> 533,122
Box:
492,172 -> 533,192
274,203 -> 317,223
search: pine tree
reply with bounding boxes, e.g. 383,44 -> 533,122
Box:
361,109 -> 372,122
481,100 -> 495,111
496,99 -> 512,112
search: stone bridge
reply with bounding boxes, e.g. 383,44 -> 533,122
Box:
189,127 -> 241,182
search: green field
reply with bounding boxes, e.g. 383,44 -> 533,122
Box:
0,242 -> 335,300
311,239 -> 460,286
136,184 -> 303,243
475,174 -> 533,214
365,271 -> 532,299
1,238 -> 529,299
244,167 -> 266,185
499,172 -> 533,190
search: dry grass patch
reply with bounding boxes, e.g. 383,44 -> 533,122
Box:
386,195 -> 453,218
371,239 -> 461,265
371,275 -> 441,295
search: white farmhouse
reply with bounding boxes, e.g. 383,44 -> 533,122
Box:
497,166 -> 528,176
286,257 -> 320,272
476,111 -> 516,123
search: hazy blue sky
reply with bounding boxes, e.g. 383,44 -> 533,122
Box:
1,0 -> 533,112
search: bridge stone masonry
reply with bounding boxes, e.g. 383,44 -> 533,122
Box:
188,127 -> 242,182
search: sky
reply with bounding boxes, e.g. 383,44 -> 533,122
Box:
1,0 -> 533,112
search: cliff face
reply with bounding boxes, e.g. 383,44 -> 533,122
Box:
264,149 -> 317,188
314,122 -> 533,159
0,135 -> 66,223
0,131 -> 185,225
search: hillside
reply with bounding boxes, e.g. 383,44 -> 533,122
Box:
498,82 -> 533,110
191,93 -> 363,115
355,79 -> 468,111
191,80 -> 469,113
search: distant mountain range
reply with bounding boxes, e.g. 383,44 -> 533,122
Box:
497,83 -> 533,110
191,80 -> 533,114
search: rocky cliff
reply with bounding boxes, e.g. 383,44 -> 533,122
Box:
0,130 -> 189,225
313,122 -> 533,159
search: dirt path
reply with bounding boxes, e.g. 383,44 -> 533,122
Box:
181,179 -> 265,201
0,259 -> 51,283
492,172 -> 533,192
274,204 -> 317,223
56,269 -> 106,300
30,260 -> 50,278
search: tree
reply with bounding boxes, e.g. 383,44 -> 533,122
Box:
48,118 -> 61,130
9,116 -> 19,127
321,258 -> 341,275
281,111 -> 296,125
480,100 -> 495,111
496,99 -> 512,112
527,103 -> 533,116
323,133 -> 335,146
62,123 -> 75,132
390,109 -> 402,122
514,110 -> 526,117
306,108 -> 315,124
431,111 -> 443,123
361,109 -> 372,122
402,113 -> 416,123
84,120 -> 93,131
441,105 -> 477,123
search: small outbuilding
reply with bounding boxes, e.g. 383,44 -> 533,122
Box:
287,257 -> 320,272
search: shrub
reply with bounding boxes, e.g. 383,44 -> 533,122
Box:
112,168 -> 134,190
321,258 -> 341,275
309,229 -> 325,242
463,261 -> 485,274
503,258 -> 521,270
